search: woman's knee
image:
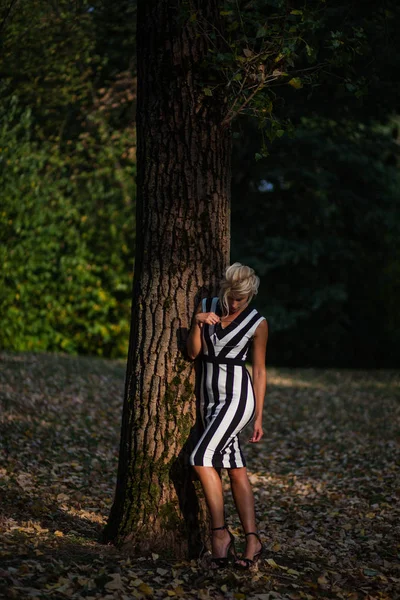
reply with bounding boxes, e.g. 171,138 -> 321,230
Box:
227,467 -> 248,482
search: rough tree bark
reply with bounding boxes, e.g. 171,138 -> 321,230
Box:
102,0 -> 231,556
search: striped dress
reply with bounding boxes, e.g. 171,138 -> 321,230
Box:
189,296 -> 267,469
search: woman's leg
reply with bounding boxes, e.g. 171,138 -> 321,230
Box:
193,465 -> 232,557
228,467 -> 262,561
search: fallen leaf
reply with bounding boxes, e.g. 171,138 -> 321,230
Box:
105,573 -> 123,590
138,582 -> 153,596
363,568 -> 379,576
318,573 -> 329,585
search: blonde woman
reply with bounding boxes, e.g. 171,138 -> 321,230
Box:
187,263 -> 268,569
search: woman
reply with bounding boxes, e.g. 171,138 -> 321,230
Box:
187,263 -> 268,569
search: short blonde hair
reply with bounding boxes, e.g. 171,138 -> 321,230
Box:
218,262 -> 260,316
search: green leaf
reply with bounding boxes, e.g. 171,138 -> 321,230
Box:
288,77 -> 303,89
227,21 -> 239,32
256,26 -> 267,39
203,88 -> 213,96
290,9 -> 303,15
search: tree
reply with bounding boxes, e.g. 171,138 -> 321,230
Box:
102,0 -> 232,556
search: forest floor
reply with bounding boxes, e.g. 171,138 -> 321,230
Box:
0,351 -> 399,600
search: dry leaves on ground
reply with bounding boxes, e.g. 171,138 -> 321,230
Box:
0,351 -> 399,600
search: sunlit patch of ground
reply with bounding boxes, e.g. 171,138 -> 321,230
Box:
1,351 -> 399,599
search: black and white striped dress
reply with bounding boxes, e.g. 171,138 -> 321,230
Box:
189,296 -> 266,469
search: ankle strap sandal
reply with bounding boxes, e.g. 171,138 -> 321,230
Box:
234,531 -> 264,570
209,525 -> 237,568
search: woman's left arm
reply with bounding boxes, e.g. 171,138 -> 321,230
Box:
249,319 -> 268,443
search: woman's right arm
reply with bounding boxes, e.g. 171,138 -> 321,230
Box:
187,301 -> 220,360
186,301 -> 204,360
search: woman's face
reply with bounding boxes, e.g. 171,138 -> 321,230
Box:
227,293 -> 250,314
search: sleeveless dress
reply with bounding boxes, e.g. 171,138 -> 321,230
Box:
189,297 -> 267,469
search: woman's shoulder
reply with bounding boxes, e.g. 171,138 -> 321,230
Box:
257,311 -> 268,323
250,307 -> 268,329
249,304 -> 267,319
249,310 -> 268,341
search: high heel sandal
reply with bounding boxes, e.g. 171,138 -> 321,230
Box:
209,525 -> 236,568
234,532 -> 264,570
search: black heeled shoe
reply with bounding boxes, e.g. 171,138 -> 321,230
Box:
209,525 -> 236,568
234,531 -> 264,570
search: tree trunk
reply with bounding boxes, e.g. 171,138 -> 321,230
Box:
102,0 -> 231,557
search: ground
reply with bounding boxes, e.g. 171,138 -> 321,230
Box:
0,351 -> 399,600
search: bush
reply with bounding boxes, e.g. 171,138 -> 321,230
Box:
0,98 -> 136,357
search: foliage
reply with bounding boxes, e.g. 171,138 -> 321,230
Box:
92,0 -> 137,80
0,0 -> 102,140
0,0 -> 137,357
0,98 -> 136,357
193,0 -> 400,151
0,0 -> 137,140
1,351 -> 399,597
232,117 -> 400,367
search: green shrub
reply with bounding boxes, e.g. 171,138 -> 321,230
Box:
0,98 -> 136,357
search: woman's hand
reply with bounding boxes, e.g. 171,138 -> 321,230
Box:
195,312 -> 220,327
249,418 -> 263,443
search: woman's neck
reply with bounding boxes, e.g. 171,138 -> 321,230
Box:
221,303 -> 249,320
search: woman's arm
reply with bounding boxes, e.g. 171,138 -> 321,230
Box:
187,301 -> 222,359
186,301 -> 204,360
249,319 -> 268,443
